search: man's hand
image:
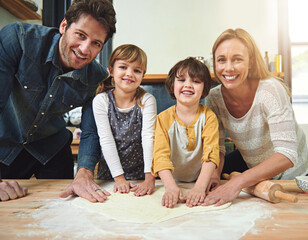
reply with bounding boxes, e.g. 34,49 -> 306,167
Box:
0,180 -> 27,201
59,168 -> 110,203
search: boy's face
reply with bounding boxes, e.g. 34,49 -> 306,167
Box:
173,68 -> 204,107
59,14 -> 108,71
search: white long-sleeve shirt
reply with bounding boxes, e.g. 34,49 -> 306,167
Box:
93,91 -> 157,178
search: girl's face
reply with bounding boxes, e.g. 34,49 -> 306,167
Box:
109,59 -> 144,93
214,38 -> 251,90
173,68 -> 204,107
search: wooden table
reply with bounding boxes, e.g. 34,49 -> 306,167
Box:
0,179 -> 307,240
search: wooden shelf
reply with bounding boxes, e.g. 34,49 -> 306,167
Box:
143,72 -> 285,84
0,0 -> 41,20
71,139 -> 80,156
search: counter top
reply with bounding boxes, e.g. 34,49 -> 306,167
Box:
0,179 -> 307,239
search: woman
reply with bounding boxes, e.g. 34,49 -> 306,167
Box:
204,28 -> 308,206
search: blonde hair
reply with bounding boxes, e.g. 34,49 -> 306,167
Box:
212,28 -> 290,96
96,44 -> 148,107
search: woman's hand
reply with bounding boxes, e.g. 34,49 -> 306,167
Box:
185,186 -> 206,207
203,178 -> 242,206
131,173 -> 155,196
162,185 -> 184,208
113,174 -> 136,193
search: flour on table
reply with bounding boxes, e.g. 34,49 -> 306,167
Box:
71,186 -> 231,223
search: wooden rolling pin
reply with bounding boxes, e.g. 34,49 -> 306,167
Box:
222,172 -> 298,203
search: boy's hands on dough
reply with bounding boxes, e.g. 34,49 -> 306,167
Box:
185,186 -> 206,208
132,173 -> 155,197
59,168 -> 110,203
162,186 -> 184,208
207,170 -> 221,193
113,174 -> 136,194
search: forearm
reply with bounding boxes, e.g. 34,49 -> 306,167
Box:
158,169 -> 178,190
230,152 -> 293,189
75,167 -> 95,180
141,94 -> 157,172
194,161 -> 216,190
78,100 -> 101,172
145,172 -> 155,181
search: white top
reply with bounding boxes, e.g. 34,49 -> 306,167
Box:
93,91 -> 157,177
205,77 -> 308,179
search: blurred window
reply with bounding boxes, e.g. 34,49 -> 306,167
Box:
289,0 -> 308,124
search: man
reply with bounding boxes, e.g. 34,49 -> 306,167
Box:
0,0 -> 116,201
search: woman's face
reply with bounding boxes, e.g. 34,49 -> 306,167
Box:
214,38 -> 251,90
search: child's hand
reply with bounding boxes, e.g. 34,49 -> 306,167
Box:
113,174 -> 136,193
185,186 -> 206,208
131,173 -> 155,196
162,186 -> 183,208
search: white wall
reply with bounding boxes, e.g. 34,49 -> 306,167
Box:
113,0 -> 279,74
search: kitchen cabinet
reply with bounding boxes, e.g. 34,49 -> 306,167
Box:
0,0 -> 41,20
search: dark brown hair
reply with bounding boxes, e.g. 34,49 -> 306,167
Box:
165,57 -> 212,99
64,0 -> 116,41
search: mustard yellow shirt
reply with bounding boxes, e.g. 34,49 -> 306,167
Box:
151,104 -> 220,182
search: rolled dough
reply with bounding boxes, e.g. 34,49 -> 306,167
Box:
71,186 -> 231,223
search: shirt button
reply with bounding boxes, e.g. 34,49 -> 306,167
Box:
49,94 -> 53,98
190,139 -> 194,142
34,125 -> 37,128
70,105 -> 74,108
24,85 -> 28,89
58,77 -> 61,80
208,146 -> 211,149
29,133 -> 33,136
41,112 -> 45,115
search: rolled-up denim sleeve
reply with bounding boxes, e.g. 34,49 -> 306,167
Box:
78,98 -> 101,173
0,23 -> 21,114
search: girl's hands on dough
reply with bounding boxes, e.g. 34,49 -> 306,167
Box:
113,174 -> 136,193
185,186 -> 206,208
162,186 -> 183,208
132,173 -> 155,197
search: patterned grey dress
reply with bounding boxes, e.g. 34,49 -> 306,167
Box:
97,90 -> 145,180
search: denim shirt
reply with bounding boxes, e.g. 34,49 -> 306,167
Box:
0,22 -> 107,167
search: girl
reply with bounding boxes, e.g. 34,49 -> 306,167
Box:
204,28 -> 308,206
151,57 -> 220,208
93,44 -> 157,196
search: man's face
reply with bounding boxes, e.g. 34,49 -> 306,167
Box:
59,14 -> 108,70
